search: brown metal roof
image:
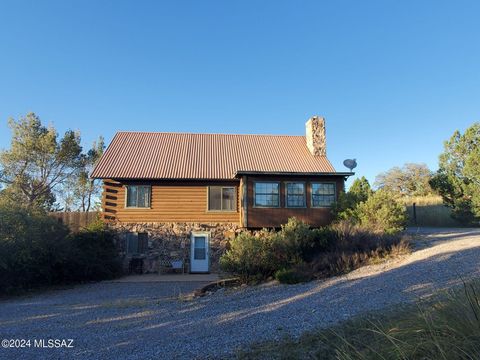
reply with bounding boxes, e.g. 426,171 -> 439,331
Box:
91,132 -> 337,179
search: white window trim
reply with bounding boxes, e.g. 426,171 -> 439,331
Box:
253,181 -> 281,208
310,182 -> 336,208
125,185 -> 152,209
206,186 -> 237,212
285,181 -> 307,208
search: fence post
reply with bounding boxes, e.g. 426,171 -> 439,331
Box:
413,202 -> 417,226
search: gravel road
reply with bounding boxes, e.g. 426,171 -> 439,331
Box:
1,228 -> 479,360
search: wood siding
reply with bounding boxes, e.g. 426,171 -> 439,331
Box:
102,176 -> 346,228
102,180 -> 240,223
246,175 -> 345,228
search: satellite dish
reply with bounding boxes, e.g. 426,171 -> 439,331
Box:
343,159 -> 357,172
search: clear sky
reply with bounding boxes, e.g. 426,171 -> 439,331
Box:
0,0 -> 478,186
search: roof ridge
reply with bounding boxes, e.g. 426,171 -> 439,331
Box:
115,131 -> 305,137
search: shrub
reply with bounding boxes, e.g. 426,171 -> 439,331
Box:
63,228 -> 122,282
220,219 -> 329,282
0,206 -> 70,293
312,221 -> 410,277
355,190 -> 407,234
220,216 -> 409,284
333,178 -> 407,234
220,218 -> 337,282
332,177 -> 373,220
219,231 -> 282,282
278,218 -> 333,261
0,205 -> 121,295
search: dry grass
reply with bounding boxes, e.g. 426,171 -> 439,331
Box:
401,196 -> 462,227
400,195 -> 443,206
310,222 -> 411,279
238,279 -> 480,360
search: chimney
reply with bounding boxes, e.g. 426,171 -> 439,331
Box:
305,115 -> 326,156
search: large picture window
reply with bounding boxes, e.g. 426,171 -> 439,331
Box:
286,182 -> 306,207
126,185 -> 151,208
208,187 -> 236,211
311,183 -> 336,207
254,182 -> 280,207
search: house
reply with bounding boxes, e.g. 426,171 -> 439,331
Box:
91,116 -> 353,273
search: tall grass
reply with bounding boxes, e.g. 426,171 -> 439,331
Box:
402,196 -> 462,227
238,280 -> 480,360
331,280 -> 480,360
401,195 -> 444,206
311,221 -> 410,278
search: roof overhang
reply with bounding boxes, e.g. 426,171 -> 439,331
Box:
234,170 -> 354,179
92,176 -> 241,181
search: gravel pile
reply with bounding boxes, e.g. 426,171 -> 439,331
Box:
1,228 -> 479,360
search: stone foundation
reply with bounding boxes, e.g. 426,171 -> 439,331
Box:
108,222 -> 242,273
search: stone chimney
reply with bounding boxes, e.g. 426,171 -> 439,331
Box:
305,116 -> 326,156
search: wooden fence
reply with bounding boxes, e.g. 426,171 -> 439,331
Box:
49,212 -> 100,232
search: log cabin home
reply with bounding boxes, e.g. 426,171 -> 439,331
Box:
91,116 -> 353,273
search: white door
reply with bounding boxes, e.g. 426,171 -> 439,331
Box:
190,232 -> 209,273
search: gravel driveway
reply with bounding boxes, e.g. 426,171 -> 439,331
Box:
1,228 -> 480,360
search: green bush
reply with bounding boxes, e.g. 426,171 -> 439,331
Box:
0,206 -> 70,293
333,177 -> 407,234
63,228 -> 122,282
279,218 -> 333,261
355,190 -> 407,234
0,205 -> 121,295
219,231 -> 282,282
332,177 -> 373,221
220,217 -> 409,284
220,218 -> 334,282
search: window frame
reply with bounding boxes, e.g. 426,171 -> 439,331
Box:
125,232 -> 148,255
253,181 -> 281,208
207,186 -> 237,212
285,181 -> 307,208
125,185 -> 152,209
310,182 -> 337,208
190,231 -> 210,271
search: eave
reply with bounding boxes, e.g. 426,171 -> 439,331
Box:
234,170 -> 354,179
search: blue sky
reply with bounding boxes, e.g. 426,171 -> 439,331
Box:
0,0 -> 478,186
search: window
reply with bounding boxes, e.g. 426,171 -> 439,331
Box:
126,185 -> 151,208
254,182 -> 280,207
193,236 -> 206,260
208,187 -> 236,211
125,232 -> 148,254
286,182 -> 306,207
311,183 -> 336,207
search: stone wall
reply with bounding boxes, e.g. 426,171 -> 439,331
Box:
108,222 -> 241,273
305,115 -> 327,157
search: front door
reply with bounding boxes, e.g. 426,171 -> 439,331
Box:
190,232 -> 209,273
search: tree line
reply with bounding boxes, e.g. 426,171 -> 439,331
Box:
358,122 -> 480,225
